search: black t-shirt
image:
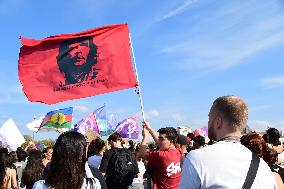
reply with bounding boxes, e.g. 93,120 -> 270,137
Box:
270,164 -> 284,182
43,162 -> 51,179
99,148 -> 118,173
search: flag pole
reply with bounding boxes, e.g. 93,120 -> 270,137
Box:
129,32 -> 146,121
33,115 -> 36,140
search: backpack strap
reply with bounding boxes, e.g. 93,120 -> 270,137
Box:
242,152 -> 260,189
85,176 -> 96,189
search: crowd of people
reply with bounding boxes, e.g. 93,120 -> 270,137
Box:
1,95 -> 284,189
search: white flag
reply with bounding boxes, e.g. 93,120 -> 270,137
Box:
26,117 -> 44,132
0,119 -> 25,152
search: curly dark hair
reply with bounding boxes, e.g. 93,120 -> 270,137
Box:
21,150 -> 44,189
87,138 -> 105,158
16,147 -> 27,162
241,133 -> 277,165
193,136 -> 206,146
157,127 -> 178,144
7,151 -> 18,168
45,131 -> 93,189
266,128 -> 281,146
0,148 -> 9,187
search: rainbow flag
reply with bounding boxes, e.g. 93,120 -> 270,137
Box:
39,107 -> 73,131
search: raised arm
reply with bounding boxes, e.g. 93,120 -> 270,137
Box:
142,121 -> 159,144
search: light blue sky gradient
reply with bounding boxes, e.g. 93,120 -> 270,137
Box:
0,0 -> 284,140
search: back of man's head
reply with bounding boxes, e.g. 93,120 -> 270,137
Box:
108,132 -> 122,143
212,95 -> 248,132
193,135 -> 206,147
176,134 -> 188,146
157,127 -> 178,144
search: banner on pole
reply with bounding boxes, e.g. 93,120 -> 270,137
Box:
39,107 -> 73,132
19,24 -> 138,104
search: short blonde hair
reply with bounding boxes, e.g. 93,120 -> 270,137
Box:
212,95 -> 248,131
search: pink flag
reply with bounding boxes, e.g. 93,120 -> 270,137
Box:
74,112 -> 99,135
194,127 -> 208,137
115,115 -> 138,139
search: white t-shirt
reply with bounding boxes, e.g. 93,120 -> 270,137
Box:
32,163 -> 101,189
179,141 -> 277,189
133,160 -> 146,184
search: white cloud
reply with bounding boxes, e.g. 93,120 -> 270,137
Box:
74,106 -> 90,113
261,76 -> 284,89
158,0 -> 199,22
145,110 -> 160,120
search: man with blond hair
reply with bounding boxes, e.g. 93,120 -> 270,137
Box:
179,95 -> 277,189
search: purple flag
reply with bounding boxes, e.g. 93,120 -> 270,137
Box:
94,105 -> 112,136
115,115 -> 138,139
74,111 -> 99,135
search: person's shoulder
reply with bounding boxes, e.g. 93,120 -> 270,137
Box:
5,167 -> 16,174
83,177 -> 101,189
11,168 -> 16,175
88,156 -> 95,161
104,149 -> 115,156
187,142 -> 247,159
169,148 -> 183,157
148,148 -> 182,158
187,143 -> 215,156
32,180 -> 48,189
274,145 -> 284,153
256,158 -> 278,186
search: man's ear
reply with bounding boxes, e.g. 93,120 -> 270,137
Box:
215,116 -> 223,129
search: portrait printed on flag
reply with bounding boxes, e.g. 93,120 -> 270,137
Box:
57,36 -> 99,86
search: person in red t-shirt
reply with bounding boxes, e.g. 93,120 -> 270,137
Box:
139,121 -> 182,189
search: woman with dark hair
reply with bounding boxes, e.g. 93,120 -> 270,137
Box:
267,128 -> 282,146
7,151 -> 18,172
15,147 -> 27,184
42,147 -> 53,167
266,128 -> 284,165
87,138 -> 105,169
33,131 -> 101,189
21,150 -> 44,189
241,133 -> 284,189
0,148 -> 18,189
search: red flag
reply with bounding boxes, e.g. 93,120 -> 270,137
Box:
18,24 -> 138,104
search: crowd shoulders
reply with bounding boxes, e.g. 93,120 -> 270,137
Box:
2,95 -> 284,189
32,177 -> 101,189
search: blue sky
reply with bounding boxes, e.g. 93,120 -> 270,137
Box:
0,0 -> 284,140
